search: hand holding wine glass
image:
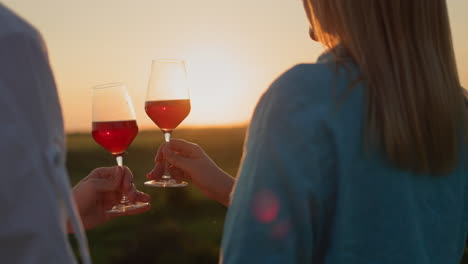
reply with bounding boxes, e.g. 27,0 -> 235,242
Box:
92,83 -> 149,213
144,59 -> 191,187
147,139 -> 235,207
71,166 -> 151,231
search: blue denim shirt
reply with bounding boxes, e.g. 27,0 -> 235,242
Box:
221,52 -> 468,264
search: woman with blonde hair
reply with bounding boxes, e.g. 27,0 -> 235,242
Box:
149,0 -> 468,262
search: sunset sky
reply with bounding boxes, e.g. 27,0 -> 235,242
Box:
3,0 -> 468,132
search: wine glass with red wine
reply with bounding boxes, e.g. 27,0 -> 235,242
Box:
92,82 -> 148,213
144,59 -> 191,187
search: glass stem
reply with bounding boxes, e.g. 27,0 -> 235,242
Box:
163,132 -> 172,180
116,155 -> 130,204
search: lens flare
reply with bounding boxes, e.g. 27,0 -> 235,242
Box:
252,189 -> 280,223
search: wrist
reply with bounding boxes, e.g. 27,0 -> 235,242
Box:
204,169 -> 235,207
219,174 -> 235,207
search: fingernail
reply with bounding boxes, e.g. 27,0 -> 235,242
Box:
146,172 -> 152,179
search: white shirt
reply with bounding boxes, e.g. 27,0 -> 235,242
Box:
0,4 -> 90,263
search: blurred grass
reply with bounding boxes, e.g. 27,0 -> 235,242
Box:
67,126 -> 246,264
67,126 -> 468,264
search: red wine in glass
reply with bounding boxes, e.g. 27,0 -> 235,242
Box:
92,82 -> 148,214
144,60 -> 191,188
92,120 -> 139,155
145,99 -> 191,132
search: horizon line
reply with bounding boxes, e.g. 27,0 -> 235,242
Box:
66,122 -> 249,134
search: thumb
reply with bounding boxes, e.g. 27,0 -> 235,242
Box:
163,147 -> 195,172
89,166 -> 123,192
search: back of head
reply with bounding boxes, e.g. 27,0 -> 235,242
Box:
304,0 -> 468,175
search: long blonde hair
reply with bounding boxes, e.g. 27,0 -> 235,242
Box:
304,0 -> 468,175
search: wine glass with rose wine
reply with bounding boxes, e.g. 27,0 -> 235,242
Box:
92,83 -> 149,213
144,59 -> 191,187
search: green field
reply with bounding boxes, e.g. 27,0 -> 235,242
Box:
67,127 -> 246,264
67,126 -> 468,264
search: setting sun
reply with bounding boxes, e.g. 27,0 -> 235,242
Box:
184,45 -> 252,127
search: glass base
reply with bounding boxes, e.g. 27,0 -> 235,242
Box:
106,201 -> 149,215
144,179 -> 188,188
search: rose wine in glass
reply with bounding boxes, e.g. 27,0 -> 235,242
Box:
92,83 -> 148,214
144,59 -> 191,187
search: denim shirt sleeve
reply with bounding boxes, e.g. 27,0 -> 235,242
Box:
221,65 -> 337,264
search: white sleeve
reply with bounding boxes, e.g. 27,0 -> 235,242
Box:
0,30 -> 90,263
